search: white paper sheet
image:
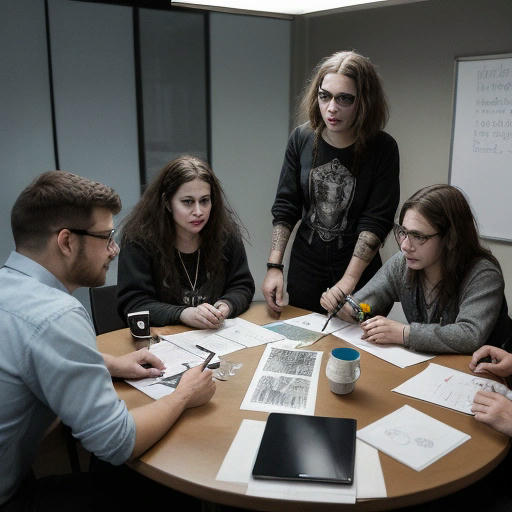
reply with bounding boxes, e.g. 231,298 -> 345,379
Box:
216,419 -> 386,501
125,333 -> 221,399
284,313 -> 351,334
160,317 -> 284,356
357,405 -> 471,471
216,317 -> 284,347
332,324 -> 435,368
240,345 -> 322,415
392,362 -> 512,414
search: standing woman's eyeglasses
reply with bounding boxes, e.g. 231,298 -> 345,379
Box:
317,89 -> 356,107
393,224 -> 439,247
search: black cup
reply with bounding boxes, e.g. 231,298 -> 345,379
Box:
127,310 -> 151,339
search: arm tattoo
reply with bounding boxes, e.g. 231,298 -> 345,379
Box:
271,224 -> 291,253
353,231 -> 381,262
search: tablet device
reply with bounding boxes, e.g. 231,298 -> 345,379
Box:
252,413 -> 356,484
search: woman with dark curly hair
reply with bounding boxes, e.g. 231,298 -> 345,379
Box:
263,50 -> 400,316
323,184 -> 512,353
117,156 -> 255,329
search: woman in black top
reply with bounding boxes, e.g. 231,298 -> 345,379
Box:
117,156 -> 255,328
262,50 -> 400,315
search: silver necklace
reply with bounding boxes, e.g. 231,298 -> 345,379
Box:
177,249 -> 200,292
422,277 -> 439,309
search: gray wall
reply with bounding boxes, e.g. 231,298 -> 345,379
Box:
48,0 -> 140,308
210,12 -> 291,300
301,0 -> 512,305
0,0 -> 55,264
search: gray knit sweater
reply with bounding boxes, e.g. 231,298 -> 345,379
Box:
353,251 -> 508,354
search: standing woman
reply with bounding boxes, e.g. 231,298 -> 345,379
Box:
117,156 -> 255,329
262,50 -> 400,315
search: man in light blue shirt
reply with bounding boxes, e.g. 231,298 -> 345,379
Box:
0,171 -> 216,509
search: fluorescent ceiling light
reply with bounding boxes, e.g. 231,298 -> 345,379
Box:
171,0 -> 400,17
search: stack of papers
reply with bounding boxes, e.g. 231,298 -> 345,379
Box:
357,405 -> 471,471
126,318 -> 284,399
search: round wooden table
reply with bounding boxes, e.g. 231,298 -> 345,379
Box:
97,303 -> 509,511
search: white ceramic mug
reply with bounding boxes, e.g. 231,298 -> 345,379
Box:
326,347 -> 361,395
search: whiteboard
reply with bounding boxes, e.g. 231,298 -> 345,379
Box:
449,54 -> 512,242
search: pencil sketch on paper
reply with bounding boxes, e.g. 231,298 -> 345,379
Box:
415,437 -> 434,448
393,363 -> 512,415
432,374 -> 499,412
385,428 -> 410,445
240,344 -> 322,415
251,375 -> 310,409
263,347 -> 317,377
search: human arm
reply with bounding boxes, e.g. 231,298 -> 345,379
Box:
264,127 -> 309,313
262,224 -> 291,313
469,345 -> 512,377
406,261 -> 505,354
471,390 -> 512,436
102,348 -> 165,379
31,308 -> 138,464
320,231 -> 382,310
322,251 -> 402,323
320,133 -> 400,308
117,241 -> 188,326
129,365 -> 216,458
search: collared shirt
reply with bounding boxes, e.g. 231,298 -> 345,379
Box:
0,251 -> 135,505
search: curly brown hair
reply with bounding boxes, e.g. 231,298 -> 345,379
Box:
121,155 -> 243,284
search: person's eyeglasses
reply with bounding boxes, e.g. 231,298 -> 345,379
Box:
393,224 -> 439,246
317,89 -> 356,107
67,228 -> 117,252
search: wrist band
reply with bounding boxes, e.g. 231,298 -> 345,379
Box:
402,325 -> 406,344
267,262 -> 284,271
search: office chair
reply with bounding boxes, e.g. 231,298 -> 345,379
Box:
89,285 -> 126,335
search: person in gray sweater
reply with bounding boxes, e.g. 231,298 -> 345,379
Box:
321,184 -> 512,354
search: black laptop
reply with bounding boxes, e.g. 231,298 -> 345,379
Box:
252,413 -> 356,485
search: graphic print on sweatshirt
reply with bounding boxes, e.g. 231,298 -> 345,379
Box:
307,158 -> 356,242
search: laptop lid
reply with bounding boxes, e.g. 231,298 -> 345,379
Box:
252,413 -> 356,484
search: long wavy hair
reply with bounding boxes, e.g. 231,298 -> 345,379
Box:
298,50 -> 389,173
399,184 -> 500,309
121,155 -> 242,283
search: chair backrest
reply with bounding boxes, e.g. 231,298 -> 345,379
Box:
89,285 -> 126,335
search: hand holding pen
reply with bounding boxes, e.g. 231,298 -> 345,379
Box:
321,287 -> 347,332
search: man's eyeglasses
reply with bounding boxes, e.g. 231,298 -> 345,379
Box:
393,224 -> 439,246
67,228 -> 117,252
317,89 -> 356,107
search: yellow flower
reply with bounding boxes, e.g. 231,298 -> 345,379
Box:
360,303 -> 371,314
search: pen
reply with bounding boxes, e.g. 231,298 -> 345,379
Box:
201,351 -> 215,371
321,301 -> 345,332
